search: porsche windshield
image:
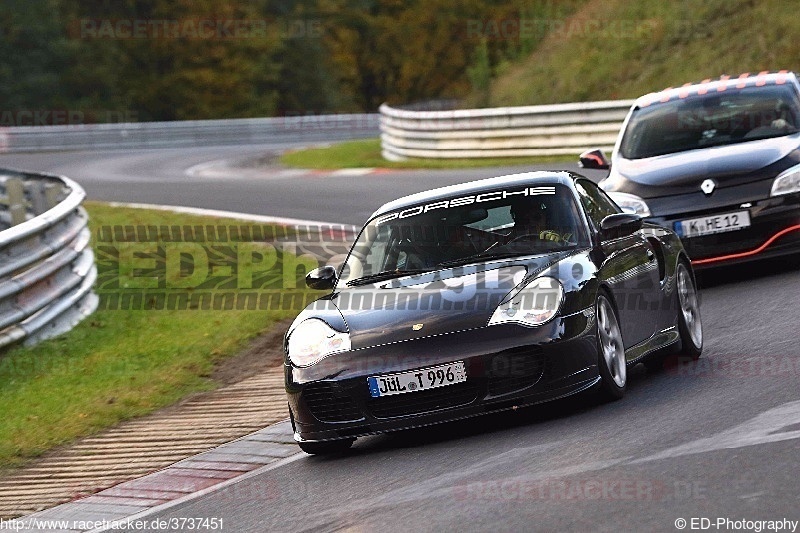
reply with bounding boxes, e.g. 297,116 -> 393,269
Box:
339,184 -> 590,286
620,84 -> 800,159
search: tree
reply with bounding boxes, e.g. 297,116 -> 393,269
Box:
467,38 -> 491,108
0,0 -> 71,123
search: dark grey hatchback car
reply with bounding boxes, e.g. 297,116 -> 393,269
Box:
580,71 -> 800,267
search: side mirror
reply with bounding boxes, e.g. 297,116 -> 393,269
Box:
578,149 -> 611,170
600,213 -> 642,240
305,266 -> 337,290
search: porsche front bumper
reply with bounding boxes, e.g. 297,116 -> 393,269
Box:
286,311 -> 599,443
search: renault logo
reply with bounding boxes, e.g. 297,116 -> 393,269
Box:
412,323 -> 424,331
701,179 -> 716,195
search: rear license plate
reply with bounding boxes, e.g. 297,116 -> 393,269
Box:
674,210 -> 751,238
368,361 -> 467,398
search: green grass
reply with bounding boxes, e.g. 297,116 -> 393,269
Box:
0,202 -> 318,470
279,138 -> 576,170
485,0 -> 800,107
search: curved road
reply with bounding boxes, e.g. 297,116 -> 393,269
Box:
0,145 -> 606,225
2,146 -> 798,532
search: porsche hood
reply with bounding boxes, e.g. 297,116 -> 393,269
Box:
330,264 -> 526,349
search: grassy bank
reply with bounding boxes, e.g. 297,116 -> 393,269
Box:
485,0 -> 800,107
279,138 -> 575,170
0,202 -> 318,470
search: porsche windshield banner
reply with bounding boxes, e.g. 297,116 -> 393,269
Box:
373,186 -> 556,225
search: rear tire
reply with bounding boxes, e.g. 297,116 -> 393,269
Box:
675,262 -> 703,359
596,293 -> 626,400
643,262 -> 702,372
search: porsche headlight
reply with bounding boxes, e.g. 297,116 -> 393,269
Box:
287,319 -> 351,367
607,192 -> 652,217
771,164 -> 800,196
488,276 -> 564,327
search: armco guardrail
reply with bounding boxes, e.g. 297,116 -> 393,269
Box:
0,114 -> 379,152
0,169 -> 97,349
379,100 -> 635,160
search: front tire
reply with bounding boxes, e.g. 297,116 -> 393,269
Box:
298,438 -> 354,455
596,293 -> 626,400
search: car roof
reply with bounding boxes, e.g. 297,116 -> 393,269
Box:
370,171 -> 580,218
633,71 -> 800,109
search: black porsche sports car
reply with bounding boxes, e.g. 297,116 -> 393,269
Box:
284,172 -> 702,454
580,71 -> 800,267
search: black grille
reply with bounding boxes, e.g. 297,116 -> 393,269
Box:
486,347 -> 545,396
368,381 -> 480,418
303,382 -> 364,423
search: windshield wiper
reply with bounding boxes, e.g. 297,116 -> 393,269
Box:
437,251 -> 537,268
346,269 -> 432,287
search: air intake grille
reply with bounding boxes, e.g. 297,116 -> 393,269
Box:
486,347 -> 546,396
368,381 -> 480,419
303,382 -> 364,423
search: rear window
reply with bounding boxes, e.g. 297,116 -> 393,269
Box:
620,84 -> 800,159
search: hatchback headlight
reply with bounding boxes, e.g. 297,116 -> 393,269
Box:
489,276 -> 564,327
287,319 -> 351,367
771,164 -> 800,196
607,192 -> 652,217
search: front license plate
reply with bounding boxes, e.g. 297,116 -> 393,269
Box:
368,361 -> 467,398
674,210 -> 751,238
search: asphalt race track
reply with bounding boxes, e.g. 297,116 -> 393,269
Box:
0,145 -> 606,225
2,145 -> 799,532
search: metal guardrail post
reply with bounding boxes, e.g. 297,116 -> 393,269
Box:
0,169 -> 98,350
5,178 -> 25,226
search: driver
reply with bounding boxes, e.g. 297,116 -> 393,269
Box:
509,201 -> 561,242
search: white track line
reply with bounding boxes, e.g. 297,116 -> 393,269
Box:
106,202 -> 357,231
328,168 -> 376,176
184,159 -> 311,180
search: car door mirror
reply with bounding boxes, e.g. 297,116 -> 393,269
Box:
600,213 -> 642,240
306,266 -> 337,290
579,149 -> 611,170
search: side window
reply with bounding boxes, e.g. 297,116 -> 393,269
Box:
575,180 -> 620,229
